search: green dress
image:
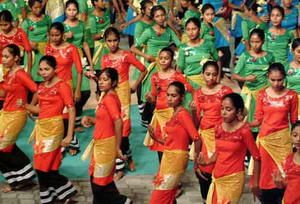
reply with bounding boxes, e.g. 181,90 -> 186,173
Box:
285,64 -> 300,94
88,9 -> 110,70
15,0 -> 26,21
200,22 -> 216,43
181,9 -> 201,28
0,1 -> 17,21
178,40 -> 219,108
264,29 -> 294,64
132,20 -> 155,80
63,20 -> 90,92
233,51 -> 274,131
135,26 -> 180,101
22,15 -> 51,82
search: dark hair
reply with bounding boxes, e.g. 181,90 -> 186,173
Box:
0,10 -> 13,22
39,55 -> 57,69
244,0 -> 259,14
3,44 -> 20,57
271,5 -> 285,18
159,47 -> 174,60
150,5 -> 166,20
185,17 -> 201,28
98,67 -> 119,88
250,28 -> 265,41
28,0 -> 41,8
168,81 -> 186,96
292,38 -> 300,50
104,27 -> 120,41
292,121 -> 300,131
66,0 -> 79,11
223,93 -> 245,113
201,3 -> 215,14
50,22 -> 64,33
267,63 -> 286,78
202,61 -> 219,73
140,0 -> 153,13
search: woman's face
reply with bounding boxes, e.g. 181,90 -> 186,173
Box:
186,22 -> 200,40
153,9 -> 166,26
203,8 -> 215,23
49,28 -> 64,45
203,65 -> 218,86
282,0 -> 292,8
0,20 -> 12,33
268,70 -> 285,92
105,33 -> 119,52
221,98 -> 238,123
270,9 -> 283,26
38,61 -> 56,81
144,3 -> 153,18
292,45 -> 300,63
167,86 -> 183,108
250,33 -> 264,53
292,126 -> 300,150
2,48 -> 17,68
158,51 -> 172,70
98,72 -> 114,92
31,1 -> 42,16
65,3 -> 78,20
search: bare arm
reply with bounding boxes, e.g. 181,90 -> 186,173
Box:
131,69 -> 147,93
83,42 -> 94,72
61,106 -> 75,147
27,51 -> 32,76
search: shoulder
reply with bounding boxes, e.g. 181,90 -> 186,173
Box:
103,93 -> 120,105
15,69 -> 28,78
221,85 -> 233,94
177,108 -> 191,119
287,88 -> 298,97
17,28 -> 26,34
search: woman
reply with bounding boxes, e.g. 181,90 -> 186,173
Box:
148,81 -> 202,204
17,55 -> 77,204
199,93 -> 261,203
285,38 -> 300,119
81,68 -> 132,204
250,63 -> 298,204
178,17 -> 220,108
191,61 -> 232,202
0,44 -> 37,192
45,22 -> 82,155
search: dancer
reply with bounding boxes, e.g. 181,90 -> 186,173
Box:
285,38 -> 300,119
145,47 -> 193,162
101,27 -> 147,180
273,121 -> 300,204
191,61 -> 232,203
232,28 -> 274,133
45,22 -> 82,155
81,68 -> 132,204
0,44 -> 37,192
199,93 -> 261,203
17,55 -> 77,204
148,81 -> 202,204
22,0 -> 52,83
250,63 -> 298,204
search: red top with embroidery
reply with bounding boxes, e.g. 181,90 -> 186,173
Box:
0,69 -> 37,111
164,108 -> 200,151
255,89 -> 298,137
194,85 -> 233,130
37,80 -> 74,119
44,43 -> 82,82
0,28 -> 32,63
151,71 -> 193,110
101,51 -> 146,83
213,123 -> 260,178
283,153 -> 300,204
90,93 -> 121,186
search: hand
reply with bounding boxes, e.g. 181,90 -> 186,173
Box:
146,55 -> 156,63
81,116 -> 92,128
16,98 -> 24,108
197,152 -> 207,166
272,169 -> 286,189
148,125 -> 156,140
117,148 -> 128,161
61,136 -> 72,147
246,75 -> 257,82
260,15 -> 269,22
251,185 -> 261,201
145,92 -> 155,103
195,168 -> 209,181
84,70 -> 96,79
120,23 -> 129,30
189,100 -> 197,111
216,7 -> 227,15
74,89 -> 81,102
65,31 -> 73,39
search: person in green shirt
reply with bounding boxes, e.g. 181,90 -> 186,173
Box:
232,28 -> 275,133
264,6 -> 294,64
0,0 -> 18,26
131,5 -> 181,126
178,17 -> 220,110
64,0 -> 95,133
22,0 -> 51,83
285,38 -> 300,119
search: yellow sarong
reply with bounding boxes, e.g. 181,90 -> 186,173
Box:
144,108 -> 173,147
0,111 -> 27,150
231,10 -> 246,30
29,116 -> 64,154
155,149 -> 189,190
115,80 -> 131,121
213,18 -> 230,41
186,74 -> 205,87
92,41 -> 106,64
206,171 -> 245,204
298,94 -> 300,120
82,136 -> 117,178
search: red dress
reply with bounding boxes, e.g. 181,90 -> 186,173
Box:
282,153 -> 300,204
0,28 -> 32,64
194,86 -> 233,174
34,81 -> 74,171
44,43 -> 82,84
90,93 -> 121,186
149,71 -> 193,152
101,50 -> 146,137
255,89 -> 298,189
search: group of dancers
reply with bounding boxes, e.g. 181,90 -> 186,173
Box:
0,0 -> 300,203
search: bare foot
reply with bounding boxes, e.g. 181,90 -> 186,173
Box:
2,185 -> 13,193
128,160 -> 135,172
114,171 -> 125,181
